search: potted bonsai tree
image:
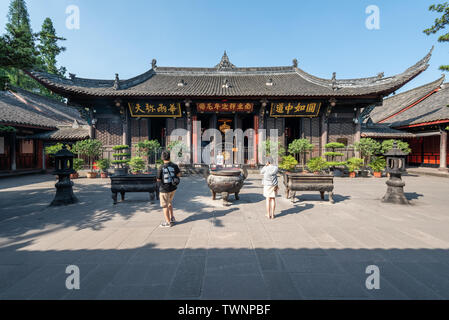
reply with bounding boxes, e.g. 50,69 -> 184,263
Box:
324,142 -> 346,176
307,157 -> 329,174
128,156 -> 145,174
368,156 -> 386,178
72,139 -> 103,178
112,145 -> 131,175
135,139 -> 161,170
71,158 -> 84,179
279,155 -> 298,173
353,138 -> 381,177
346,157 -> 364,178
97,158 -> 111,178
288,138 -> 314,172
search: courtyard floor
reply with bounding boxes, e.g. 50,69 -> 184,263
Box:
0,172 -> 449,299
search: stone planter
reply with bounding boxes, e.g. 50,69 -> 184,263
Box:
206,168 -> 245,206
86,172 -> 98,179
283,172 -> 334,203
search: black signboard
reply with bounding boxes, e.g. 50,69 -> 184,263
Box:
128,102 -> 182,117
269,102 -> 321,117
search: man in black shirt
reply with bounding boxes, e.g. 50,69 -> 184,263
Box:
157,151 -> 181,227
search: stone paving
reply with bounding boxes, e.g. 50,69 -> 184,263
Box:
0,172 -> 449,299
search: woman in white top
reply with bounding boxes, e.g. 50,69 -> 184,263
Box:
260,157 -> 278,219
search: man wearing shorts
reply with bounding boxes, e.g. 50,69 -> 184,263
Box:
157,151 -> 181,227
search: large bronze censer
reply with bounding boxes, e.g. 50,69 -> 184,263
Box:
206,167 -> 246,206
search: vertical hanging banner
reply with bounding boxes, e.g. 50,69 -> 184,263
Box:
128,102 -> 182,117
270,102 -> 321,117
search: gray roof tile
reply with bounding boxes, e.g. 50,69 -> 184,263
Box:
0,87 -> 87,129
26,49 -> 433,99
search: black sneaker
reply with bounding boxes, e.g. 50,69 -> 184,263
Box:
170,217 -> 176,224
160,222 -> 172,228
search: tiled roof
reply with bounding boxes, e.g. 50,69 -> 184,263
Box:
29,126 -> 90,140
0,87 -> 87,129
387,83 -> 449,128
369,76 -> 445,123
361,123 -> 415,138
26,49 -> 433,99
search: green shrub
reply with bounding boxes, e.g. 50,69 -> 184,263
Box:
112,153 -> 131,157
97,158 -> 111,171
325,142 -> 346,149
288,138 -> 314,170
73,158 -> 84,172
353,138 -> 381,166
128,156 -> 145,173
306,157 -> 329,173
72,139 -> 103,172
279,155 -> 298,171
346,157 -> 364,173
111,159 -> 129,164
112,145 -> 129,150
368,157 -> 386,172
381,139 -> 411,155
45,143 -> 64,155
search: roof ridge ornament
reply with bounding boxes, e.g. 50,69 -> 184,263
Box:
152,59 -> 157,69
215,51 -> 236,70
292,58 -> 298,68
69,73 -> 76,80
113,73 -> 120,90
331,72 -> 337,91
377,72 -> 384,79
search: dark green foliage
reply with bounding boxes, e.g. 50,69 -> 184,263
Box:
97,158 -> 111,171
0,1 -> 66,100
73,158 -> 84,172
36,17 -> 66,76
380,139 -> 411,154
346,157 -> 364,173
279,155 -> 298,171
368,156 -> 386,172
288,138 -> 313,170
424,3 -> 449,71
306,157 -> 329,172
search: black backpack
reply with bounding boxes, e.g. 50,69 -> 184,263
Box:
163,164 -> 180,186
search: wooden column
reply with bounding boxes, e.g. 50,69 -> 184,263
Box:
439,128 -> 448,171
122,108 -> 129,146
354,108 -> 362,157
10,132 -> 16,171
320,115 -> 328,156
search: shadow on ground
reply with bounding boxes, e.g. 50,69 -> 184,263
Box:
0,241 -> 448,300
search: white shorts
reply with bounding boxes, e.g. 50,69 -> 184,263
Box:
263,185 -> 277,198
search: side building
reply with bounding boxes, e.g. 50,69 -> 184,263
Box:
366,76 -> 449,171
0,86 -> 89,174
27,50 -> 433,165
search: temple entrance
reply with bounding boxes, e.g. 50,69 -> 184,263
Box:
285,117 -> 301,146
149,118 -> 165,147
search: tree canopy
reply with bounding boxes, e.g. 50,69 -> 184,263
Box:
424,3 -> 449,71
